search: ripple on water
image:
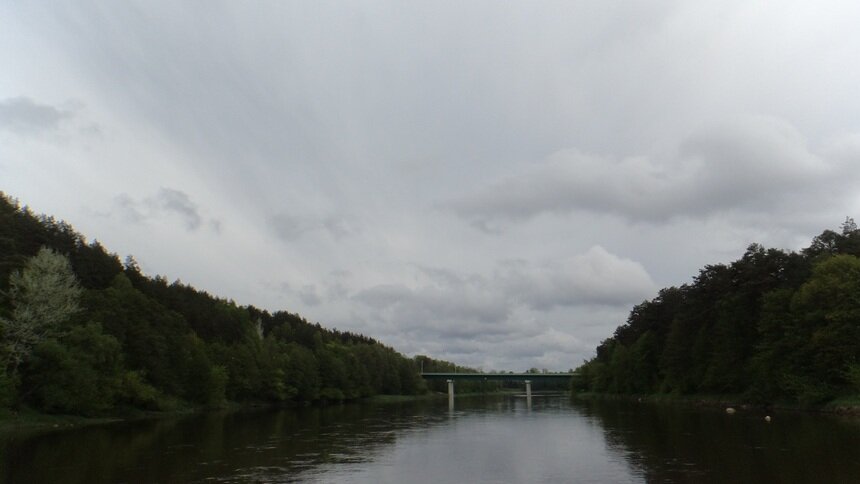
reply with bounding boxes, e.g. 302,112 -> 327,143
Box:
5,396 -> 860,484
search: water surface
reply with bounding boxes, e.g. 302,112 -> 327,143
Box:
2,395 -> 859,483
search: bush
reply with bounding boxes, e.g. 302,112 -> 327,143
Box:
207,365 -> 228,407
0,370 -> 17,408
27,323 -> 122,415
319,387 -> 345,401
119,371 -> 162,410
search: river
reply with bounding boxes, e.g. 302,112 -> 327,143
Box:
2,394 -> 859,483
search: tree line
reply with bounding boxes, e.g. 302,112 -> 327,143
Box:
574,218 -> 860,405
0,192 -> 475,416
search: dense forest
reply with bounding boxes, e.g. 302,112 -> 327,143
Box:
574,218 -> 860,406
0,192 -> 479,416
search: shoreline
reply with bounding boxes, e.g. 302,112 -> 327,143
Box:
0,389 -> 531,433
571,392 -> 860,417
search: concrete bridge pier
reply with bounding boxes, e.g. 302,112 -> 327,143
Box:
525,380 -> 532,409
447,379 -> 454,410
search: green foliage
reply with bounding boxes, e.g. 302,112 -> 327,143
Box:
748,288 -> 799,401
208,341 -> 263,401
84,273 -> 195,397
257,337 -> 296,402
207,366 -> 229,406
0,192 -> 456,417
792,255 -> 860,392
845,364 -> 860,393
118,371 -> 162,410
69,240 -> 123,289
1,247 -> 82,373
576,222 -> 860,406
182,336 -> 226,405
26,323 -> 123,415
0,369 -> 17,408
284,343 -> 320,401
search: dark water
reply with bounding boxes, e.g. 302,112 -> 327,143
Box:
2,395 -> 859,483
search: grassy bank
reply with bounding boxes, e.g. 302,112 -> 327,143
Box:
0,400 -> 255,434
0,408 -> 121,433
0,389 -> 536,433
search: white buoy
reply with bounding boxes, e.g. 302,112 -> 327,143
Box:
764,415 -> 771,422
725,407 -> 736,414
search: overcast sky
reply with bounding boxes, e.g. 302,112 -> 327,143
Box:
3,1 -> 860,370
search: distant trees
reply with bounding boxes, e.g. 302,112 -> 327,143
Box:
0,192 -> 454,416
576,223 -> 860,406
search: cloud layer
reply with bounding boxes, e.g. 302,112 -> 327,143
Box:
350,246 -> 655,368
0,97 -> 71,135
113,188 -> 216,232
4,2 -> 860,369
448,116 -> 857,230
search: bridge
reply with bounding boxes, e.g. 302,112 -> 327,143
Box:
420,372 -> 574,382
420,372 -> 575,407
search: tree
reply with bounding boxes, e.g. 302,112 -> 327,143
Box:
27,322 -> 123,415
1,248 -> 82,375
0,194 -> 446,413
790,255 -> 860,400
83,273 -> 196,398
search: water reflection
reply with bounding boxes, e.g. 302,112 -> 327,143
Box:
573,398 -> 860,484
0,403 -> 443,484
1,396 -> 858,483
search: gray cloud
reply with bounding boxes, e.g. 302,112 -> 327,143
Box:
7,2 -> 860,370
499,246 -> 656,310
447,116 -> 856,229
269,212 -> 354,242
322,217 -> 352,240
353,246 -> 655,347
157,188 -> 202,230
113,188 -> 214,232
268,213 -> 314,241
208,219 -> 222,235
354,281 -> 513,340
114,194 -> 146,224
0,97 -> 71,134
379,308 -> 614,371
353,284 -> 414,309
298,284 -> 322,306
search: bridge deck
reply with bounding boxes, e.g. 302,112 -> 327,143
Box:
420,372 -> 574,382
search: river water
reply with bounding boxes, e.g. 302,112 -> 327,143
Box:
2,394 -> 859,483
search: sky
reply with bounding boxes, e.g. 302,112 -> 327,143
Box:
3,1 -> 860,371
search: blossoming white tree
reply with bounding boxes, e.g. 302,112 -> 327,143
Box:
1,247 -> 82,374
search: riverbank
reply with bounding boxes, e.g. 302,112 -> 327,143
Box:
0,400 -> 286,433
0,408 -> 121,433
0,390 -> 529,432
572,392 -> 860,417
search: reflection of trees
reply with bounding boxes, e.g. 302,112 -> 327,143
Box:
0,401 -> 453,484
573,399 -> 860,483
11,398 -> 859,483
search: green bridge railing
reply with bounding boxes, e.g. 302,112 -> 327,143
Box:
419,372 -> 575,382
